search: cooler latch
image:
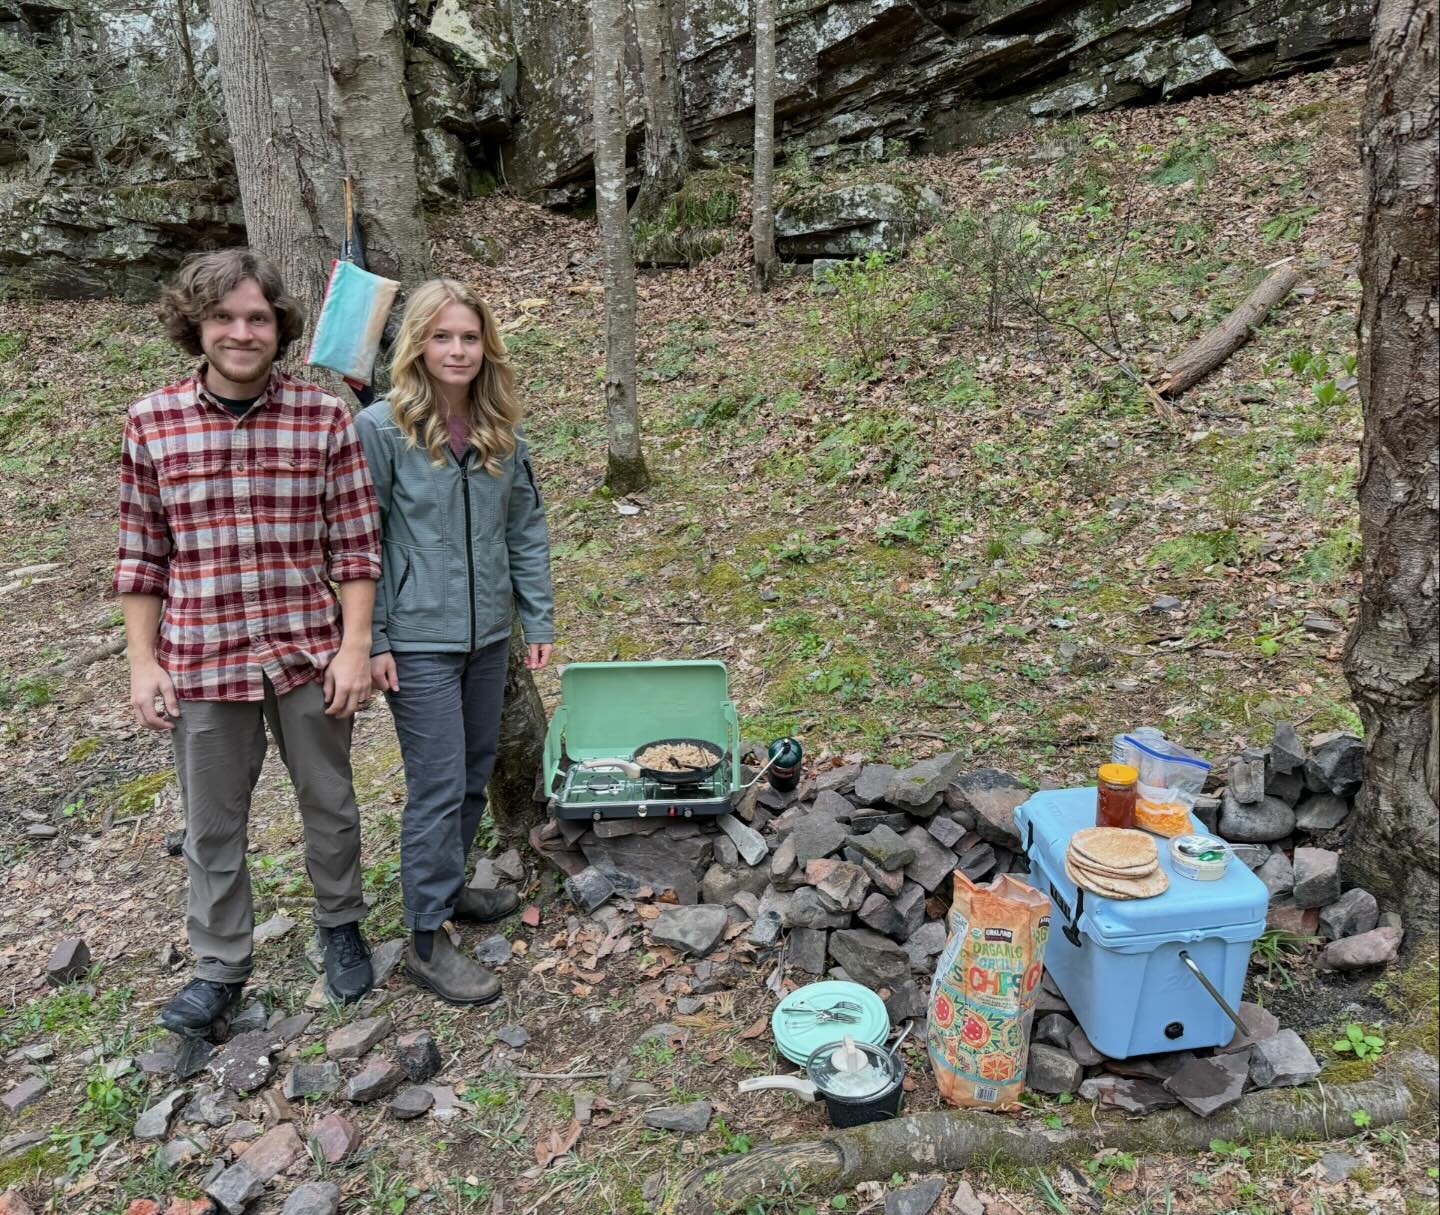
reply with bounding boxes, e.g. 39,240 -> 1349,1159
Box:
1048,881 -> 1085,949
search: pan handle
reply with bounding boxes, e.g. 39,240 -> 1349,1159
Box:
579,759 -> 642,779
737,1075 -> 817,1101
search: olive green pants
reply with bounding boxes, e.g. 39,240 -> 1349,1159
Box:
171,676 -> 366,983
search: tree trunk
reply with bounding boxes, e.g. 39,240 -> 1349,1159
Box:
211,0 -> 431,357
1153,265 -> 1299,397
631,0 -> 696,226
678,1065 -> 1433,1214
488,619 -> 549,847
592,0 -> 650,495
750,0 -> 780,290
1342,0 -> 1440,933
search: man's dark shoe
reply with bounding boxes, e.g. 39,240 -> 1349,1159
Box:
159,978 -> 244,1034
454,887 -> 520,924
322,922 -> 373,1004
403,931 -> 501,1006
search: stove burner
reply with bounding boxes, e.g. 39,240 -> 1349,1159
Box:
554,764 -> 732,821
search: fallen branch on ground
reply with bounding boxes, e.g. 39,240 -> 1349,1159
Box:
51,636 -> 127,676
675,1052 -> 1438,1214
1155,265 -> 1300,397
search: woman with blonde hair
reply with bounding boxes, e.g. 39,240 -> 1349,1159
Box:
356,279 -> 554,1004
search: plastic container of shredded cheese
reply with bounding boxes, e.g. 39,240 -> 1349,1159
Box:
1170,833 -> 1231,881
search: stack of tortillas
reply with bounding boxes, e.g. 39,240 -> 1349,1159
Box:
1065,827 -> 1169,899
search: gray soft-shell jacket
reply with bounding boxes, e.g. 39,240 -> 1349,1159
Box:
354,400 -> 554,655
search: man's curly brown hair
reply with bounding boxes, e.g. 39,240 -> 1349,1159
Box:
157,248 -> 306,359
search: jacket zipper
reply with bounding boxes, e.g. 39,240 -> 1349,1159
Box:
461,460 -> 476,651
394,557 -> 412,603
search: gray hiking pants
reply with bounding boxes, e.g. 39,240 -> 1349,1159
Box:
386,641 -> 509,931
172,676 -> 367,984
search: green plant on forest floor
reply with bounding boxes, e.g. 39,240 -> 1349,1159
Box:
1334,1022 -> 1386,1061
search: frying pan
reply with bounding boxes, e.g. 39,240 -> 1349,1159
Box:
577,737 -> 726,787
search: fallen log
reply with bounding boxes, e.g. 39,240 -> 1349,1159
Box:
1155,264 -> 1299,397
676,1054 -> 1437,1214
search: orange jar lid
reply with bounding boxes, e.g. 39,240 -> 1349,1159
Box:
1098,763 -> 1138,784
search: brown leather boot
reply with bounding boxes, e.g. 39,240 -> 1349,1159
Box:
403,930 -> 501,1006
454,886 -> 520,924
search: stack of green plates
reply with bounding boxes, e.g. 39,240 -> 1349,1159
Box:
771,981 -> 890,1065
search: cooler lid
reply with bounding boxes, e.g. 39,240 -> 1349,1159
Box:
1014,787 -> 1268,943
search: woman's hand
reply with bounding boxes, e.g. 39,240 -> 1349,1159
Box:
371,654 -> 400,692
526,643 -> 553,671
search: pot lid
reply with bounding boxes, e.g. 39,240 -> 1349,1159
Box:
771,981 -> 889,1066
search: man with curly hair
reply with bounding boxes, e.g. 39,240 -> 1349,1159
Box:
114,249 -> 381,1032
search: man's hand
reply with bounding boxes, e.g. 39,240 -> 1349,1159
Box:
371,654 -> 399,693
526,643 -> 553,671
324,646 -> 372,718
130,659 -> 180,731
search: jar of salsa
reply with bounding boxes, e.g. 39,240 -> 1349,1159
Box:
1096,763 -> 1138,829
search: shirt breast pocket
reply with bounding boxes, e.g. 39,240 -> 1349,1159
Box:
256,450 -> 326,520
157,453 -> 229,514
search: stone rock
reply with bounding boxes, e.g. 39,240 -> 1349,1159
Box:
1291,848 -> 1341,909
888,752 -> 964,814
206,1160 -> 265,1215
1265,768 -> 1306,806
1269,722 -> 1306,773
951,1180 -> 985,1215
157,1130 -> 210,1170
0,1191 -> 34,1215
184,1087 -> 237,1128
1218,791 -> 1295,843
652,905 -> 728,957
1067,1026 -> 1104,1067
282,1182 -> 340,1215
493,848 -> 525,882
266,1012 -> 312,1045
715,813 -> 768,866
1236,843 -> 1271,872
1193,796 -> 1222,835
859,854 -> 906,896
45,938 -> 90,985
788,928 -> 828,975
235,1123 -> 302,1181
812,789 -> 858,822
282,1063 -> 341,1101
1320,888 -> 1379,941
783,887 -> 850,930
769,835 -> 797,883
326,1016 -> 392,1062
371,938 -> 407,987
815,763 -> 861,795
388,1086 -> 435,1120
956,840 -> 998,881
949,770 -> 1029,848
1318,925 -> 1402,971
251,915 -> 297,947
1217,1002 -> 1280,1054
344,1058 -> 404,1103
852,764 -> 898,806
1163,1050 -> 1250,1117
849,823 -> 916,870
790,816 -> 849,864
885,1176 -> 945,1215
474,934 -> 513,967
210,1031 -> 279,1095
1228,749 -> 1267,805
701,860 -> 770,906
1034,1013 -> 1075,1049
829,928 -> 908,990
134,1087 -> 189,1140
308,1113 -> 361,1163
1248,1029 -> 1320,1088
642,1101 -> 711,1133
1318,1152 -> 1359,1184
468,857 -> 500,891
926,816 -> 966,849
811,861 -> 870,913
564,866 -> 616,913
1256,851 -> 1294,898
1026,1043 -> 1082,1094
1079,1075 -> 1178,1114
229,1002 -> 267,1035
496,1024 -> 530,1048
394,1030 -> 443,1082
902,920 -> 947,972
1294,793 -> 1351,832
2,1077 -> 47,1119
1266,900 -> 1320,935
900,826 -> 957,893
1304,732 -> 1363,797
748,887 -> 789,946
580,831 -> 713,904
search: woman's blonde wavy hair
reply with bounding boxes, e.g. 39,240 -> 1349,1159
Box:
388,279 -> 520,474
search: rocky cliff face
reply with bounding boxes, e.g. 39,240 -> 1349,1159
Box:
0,0 -> 1368,299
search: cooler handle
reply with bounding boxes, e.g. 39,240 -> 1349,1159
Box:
1178,949 -> 1247,1035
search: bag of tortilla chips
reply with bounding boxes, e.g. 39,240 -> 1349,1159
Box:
927,871 -> 1050,1110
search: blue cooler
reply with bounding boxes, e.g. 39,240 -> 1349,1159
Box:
1014,788 -> 1267,1060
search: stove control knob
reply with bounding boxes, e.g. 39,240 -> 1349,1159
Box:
683,808 -> 693,818
592,812 -> 601,822
638,805 -> 648,817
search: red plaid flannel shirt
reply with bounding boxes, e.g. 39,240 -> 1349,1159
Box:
113,366 -> 382,701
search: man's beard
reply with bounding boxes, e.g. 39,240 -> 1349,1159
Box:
207,345 -> 276,385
